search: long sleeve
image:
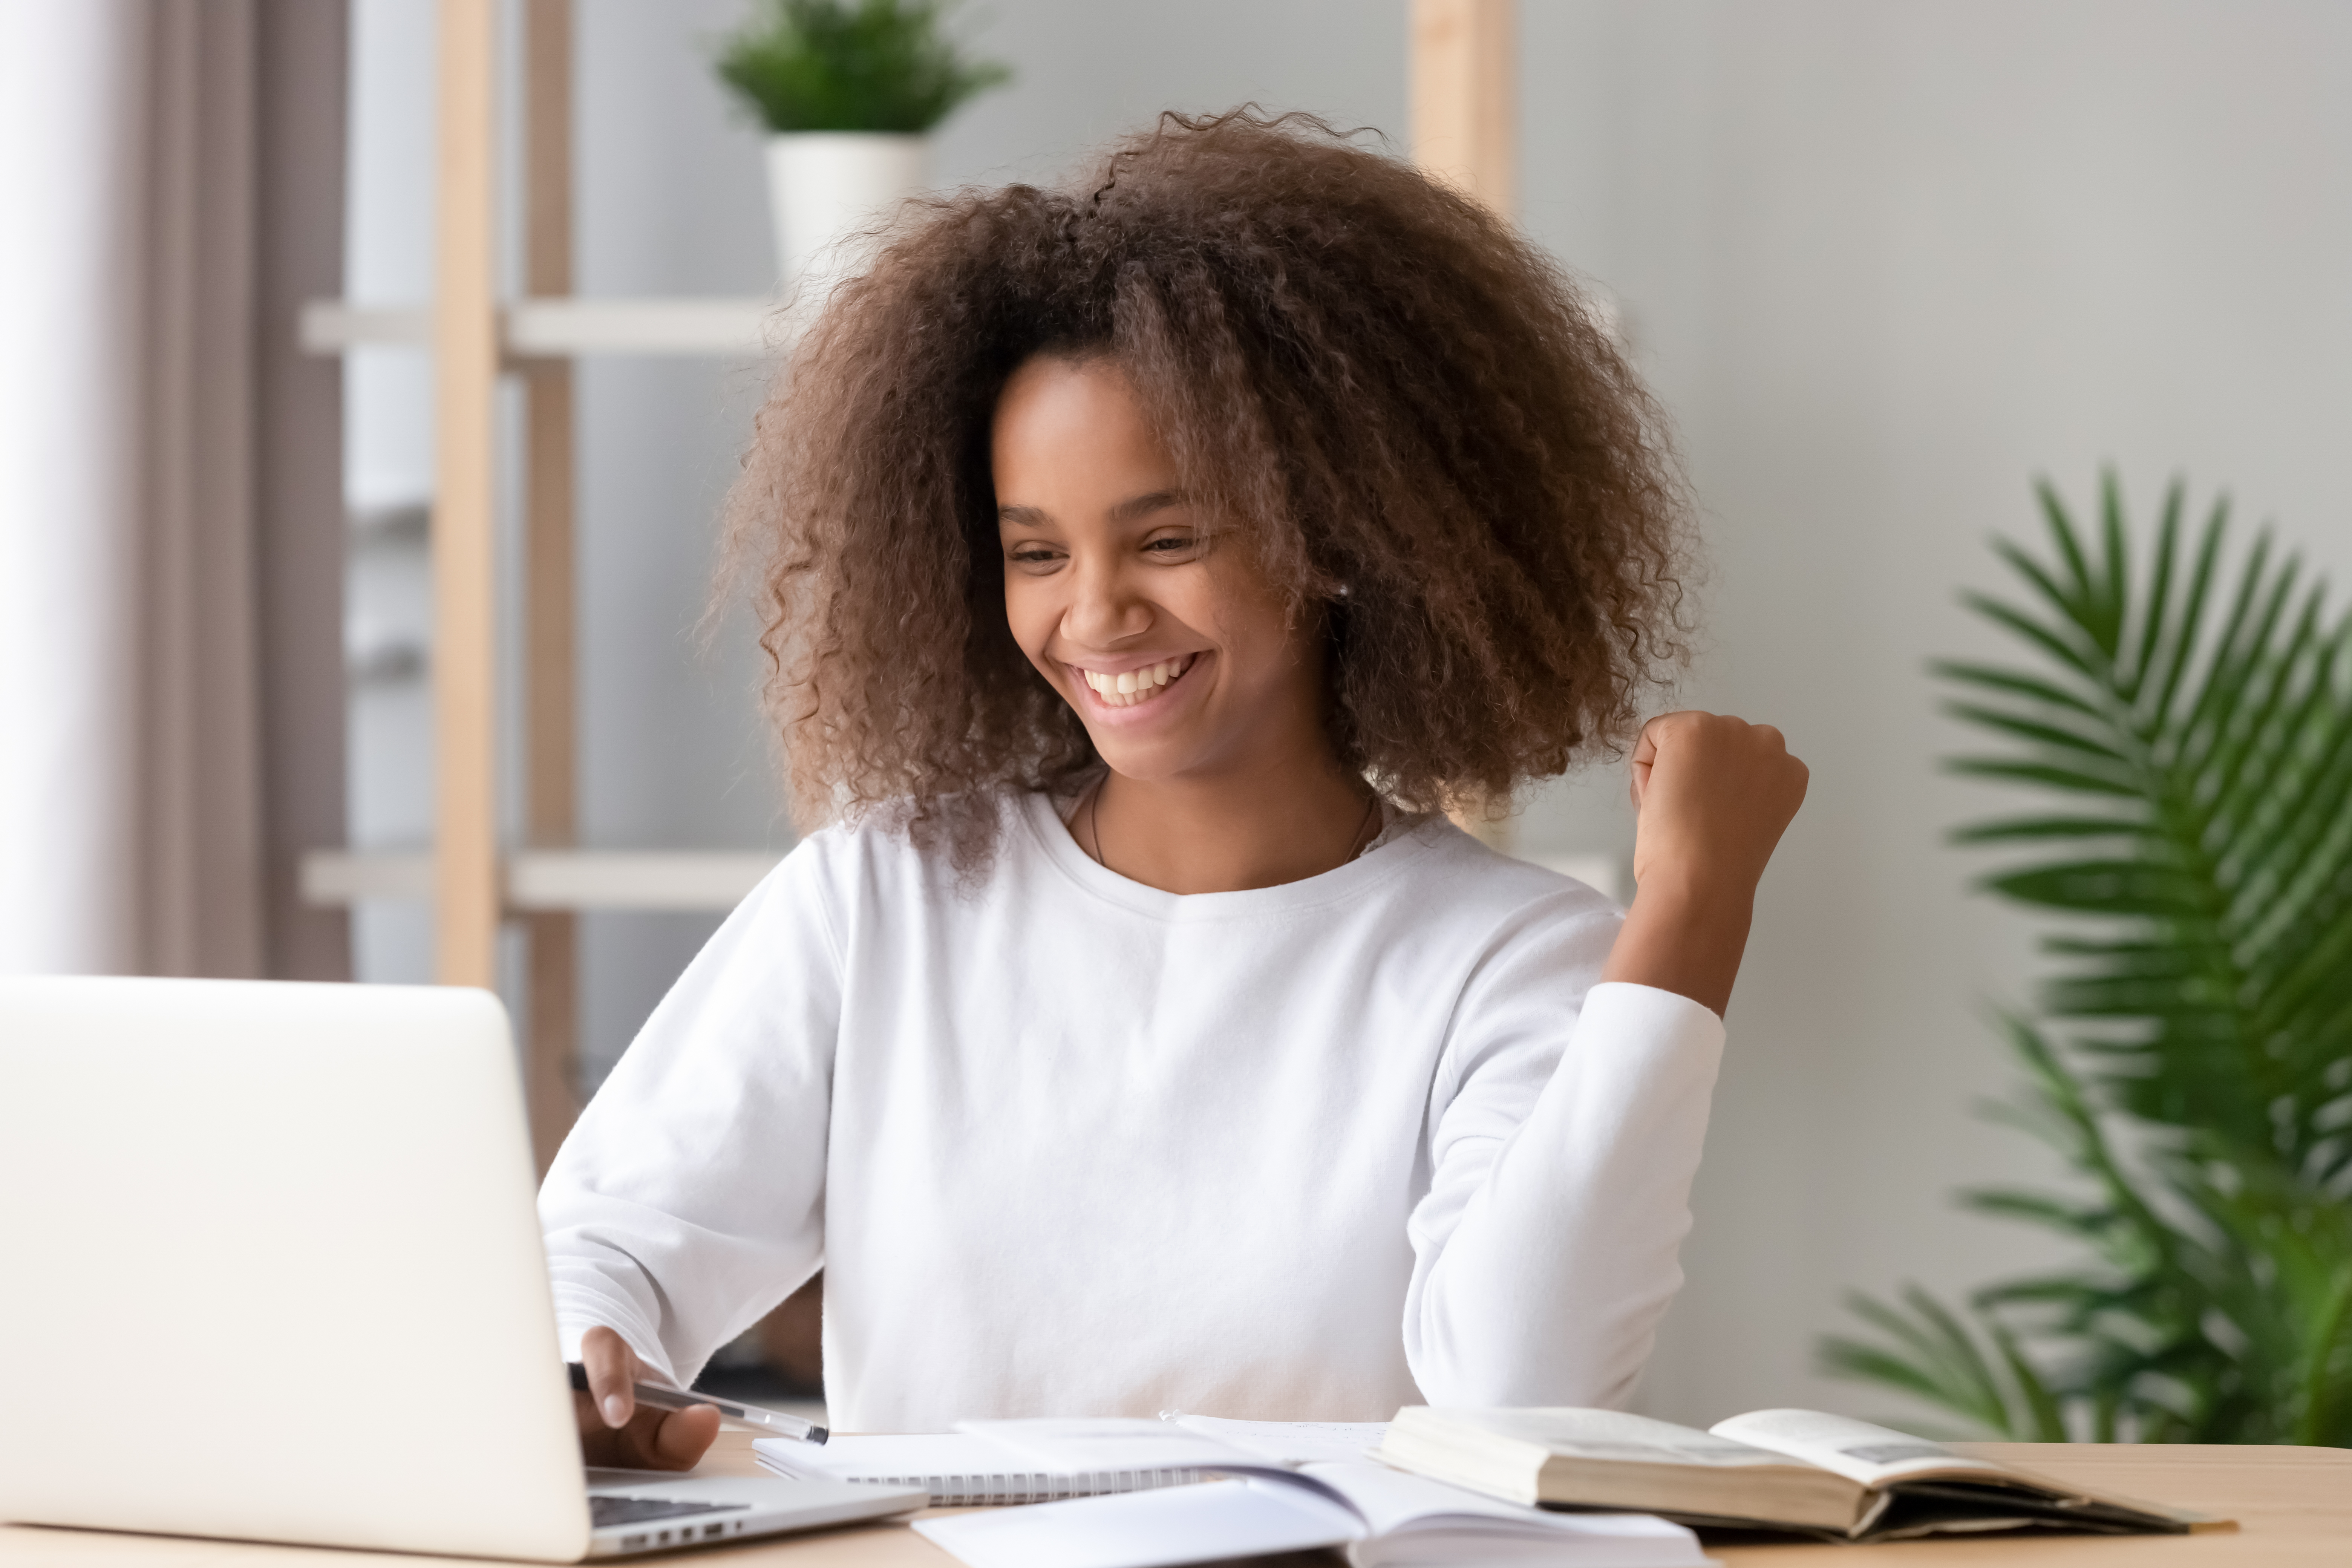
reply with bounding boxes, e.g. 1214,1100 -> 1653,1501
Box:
1402,959 -> 1726,1409
536,839 -> 845,1387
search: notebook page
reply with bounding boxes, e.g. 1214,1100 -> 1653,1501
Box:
957,1416 -> 1288,1475
755,1433 -> 1014,1482
1166,1414 -> 1388,1464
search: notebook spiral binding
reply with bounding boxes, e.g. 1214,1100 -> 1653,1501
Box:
842,1467 -> 1211,1507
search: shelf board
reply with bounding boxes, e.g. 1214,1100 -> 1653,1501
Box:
299,296 -> 781,358
301,848 -> 781,912
302,847 -> 1626,911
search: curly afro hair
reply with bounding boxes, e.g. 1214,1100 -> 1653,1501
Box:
724,108 -> 1690,866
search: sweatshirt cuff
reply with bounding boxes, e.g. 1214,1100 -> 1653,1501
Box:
1579,979 -> 1728,1060
549,1279 -> 678,1385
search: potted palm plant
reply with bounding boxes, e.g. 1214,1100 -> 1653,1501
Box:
715,0 -> 1009,289
1822,476 -> 2352,1446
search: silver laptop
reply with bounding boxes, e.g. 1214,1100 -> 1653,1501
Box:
0,975 -> 924,1560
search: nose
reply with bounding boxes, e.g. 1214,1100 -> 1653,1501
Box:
1062,552 -> 1152,648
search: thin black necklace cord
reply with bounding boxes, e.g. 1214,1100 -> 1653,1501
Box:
1084,780 -> 1383,880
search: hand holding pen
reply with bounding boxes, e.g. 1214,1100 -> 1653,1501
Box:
603,1372 -> 827,1443
569,1324 -> 826,1472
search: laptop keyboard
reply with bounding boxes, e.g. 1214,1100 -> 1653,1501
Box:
590,1496 -> 750,1528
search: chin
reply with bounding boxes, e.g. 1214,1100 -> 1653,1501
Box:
1086,739 -> 1192,783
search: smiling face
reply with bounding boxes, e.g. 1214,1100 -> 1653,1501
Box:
993,354 -> 1328,787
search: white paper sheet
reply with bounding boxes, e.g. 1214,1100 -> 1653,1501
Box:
1168,1413 -> 1390,1464
914,1479 -> 1360,1568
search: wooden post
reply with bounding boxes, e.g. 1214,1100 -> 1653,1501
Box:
1410,0 -> 1517,213
1413,0 -> 1519,848
522,0 -> 580,1174
431,0 -> 502,988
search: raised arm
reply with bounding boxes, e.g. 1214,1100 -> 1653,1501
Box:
1403,712 -> 1806,1406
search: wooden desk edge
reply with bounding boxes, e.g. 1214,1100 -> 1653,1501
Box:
3,1437 -> 2344,1564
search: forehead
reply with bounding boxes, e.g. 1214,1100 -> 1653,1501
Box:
990,355 -> 1176,495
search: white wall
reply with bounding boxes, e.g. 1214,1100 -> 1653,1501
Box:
1514,0 -> 2352,1424
341,0 -> 2352,1424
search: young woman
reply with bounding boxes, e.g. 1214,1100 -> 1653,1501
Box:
542,111 -> 1807,1468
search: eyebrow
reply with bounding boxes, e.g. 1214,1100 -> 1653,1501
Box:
996,490 -> 1188,529
1110,489 -> 1185,524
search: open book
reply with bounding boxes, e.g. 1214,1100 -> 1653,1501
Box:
1378,1406 -> 2222,1542
914,1419 -> 1704,1568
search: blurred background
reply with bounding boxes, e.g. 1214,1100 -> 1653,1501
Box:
4,0 -> 2348,1433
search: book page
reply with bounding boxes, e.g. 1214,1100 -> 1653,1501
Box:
1302,1459 -> 1702,1553
914,1470 -> 1709,1568
1167,1414 -> 1388,1465
1455,1407 -> 1806,1467
1707,1410 -> 2014,1488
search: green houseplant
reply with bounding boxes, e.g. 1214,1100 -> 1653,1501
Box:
715,1 -> 1009,284
1821,476 -> 2352,1446
717,0 -> 1008,134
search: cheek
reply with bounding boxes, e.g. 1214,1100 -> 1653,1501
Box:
1000,577 -> 1058,669
1194,562 -> 1296,682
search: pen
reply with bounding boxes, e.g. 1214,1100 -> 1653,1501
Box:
566,1362 -> 828,1444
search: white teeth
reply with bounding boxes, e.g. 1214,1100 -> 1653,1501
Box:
1078,655 -> 1190,707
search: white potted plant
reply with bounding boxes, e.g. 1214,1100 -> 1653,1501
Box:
716,0 -> 1009,292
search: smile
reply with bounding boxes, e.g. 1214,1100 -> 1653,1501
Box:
1075,654 -> 1195,709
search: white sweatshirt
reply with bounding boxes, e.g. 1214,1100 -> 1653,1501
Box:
539,792 -> 1726,1433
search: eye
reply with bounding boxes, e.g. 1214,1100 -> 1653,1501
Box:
1144,534 -> 1199,556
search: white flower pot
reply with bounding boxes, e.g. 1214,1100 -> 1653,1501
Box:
764,132 -> 931,295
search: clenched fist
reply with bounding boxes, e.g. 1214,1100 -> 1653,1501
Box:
1601,711 -> 1809,1017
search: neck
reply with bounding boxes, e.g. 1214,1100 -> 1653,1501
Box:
1089,733 -> 1375,896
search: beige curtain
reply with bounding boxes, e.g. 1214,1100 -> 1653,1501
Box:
0,0 -> 348,978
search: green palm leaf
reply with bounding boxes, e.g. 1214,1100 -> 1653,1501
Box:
1821,475 -> 2352,1444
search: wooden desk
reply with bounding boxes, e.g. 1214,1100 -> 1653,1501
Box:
4,1434 -> 2345,1565
1715,1443 -> 2350,1566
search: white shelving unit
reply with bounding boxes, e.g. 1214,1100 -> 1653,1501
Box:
300,283 -> 780,941
303,0 -> 796,1171
298,284 -> 783,933
302,850 -> 783,912
300,296 -> 781,357
305,0 -> 1529,1175
300,847 -> 1621,913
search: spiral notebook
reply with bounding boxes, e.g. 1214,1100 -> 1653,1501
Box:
752,1433 -> 1213,1506
751,1416 -> 1387,1507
